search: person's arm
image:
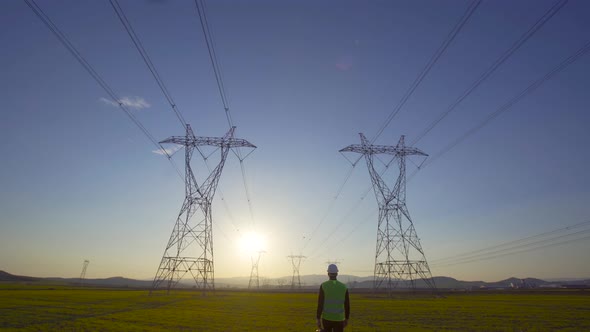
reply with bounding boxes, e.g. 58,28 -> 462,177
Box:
344,289 -> 350,319
316,286 -> 324,319
316,286 -> 324,327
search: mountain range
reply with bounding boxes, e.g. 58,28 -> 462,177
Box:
1,270 -> 588,290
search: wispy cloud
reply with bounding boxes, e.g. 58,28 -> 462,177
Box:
152,145 -> 182,156
99,96 -> 151,110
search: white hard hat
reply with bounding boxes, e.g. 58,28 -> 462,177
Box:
327,264 -> 339,273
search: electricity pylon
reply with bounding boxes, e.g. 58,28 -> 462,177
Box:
248,251 -> 265,290
288,255 -> 305,289
340,133 -> 436,293
151,125 -> 255,293
79,259 -> 89,285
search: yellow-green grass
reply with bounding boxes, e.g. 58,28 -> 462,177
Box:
1,285 -> 589,331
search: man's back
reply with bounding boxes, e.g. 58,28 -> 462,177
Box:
316,264 -> 350,332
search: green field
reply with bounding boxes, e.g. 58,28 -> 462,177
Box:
1,284 -> 589,331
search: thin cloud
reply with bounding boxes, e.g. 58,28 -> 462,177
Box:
152,145 -> 182,156
99,96 -> 151,110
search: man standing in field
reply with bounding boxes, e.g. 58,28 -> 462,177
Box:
316,264 -> 350,332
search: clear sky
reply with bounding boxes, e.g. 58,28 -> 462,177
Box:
1,0 -> 589,283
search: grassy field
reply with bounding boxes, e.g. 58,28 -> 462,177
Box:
0,284 -> 589,331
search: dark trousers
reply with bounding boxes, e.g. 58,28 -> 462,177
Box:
322,319 -> 344,332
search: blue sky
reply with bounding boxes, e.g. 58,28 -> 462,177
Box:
1,0 -> 589,282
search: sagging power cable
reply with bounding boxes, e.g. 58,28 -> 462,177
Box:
193,0 -> 256,227
302,1 -> 480,255
431,221 -> 590,267
413,39 -> 590,175
23,0 -> 184,180
109,0 -> 188,130
410,0 -> 569,146
371,0 -> 482,144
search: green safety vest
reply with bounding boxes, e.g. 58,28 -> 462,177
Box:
321,280 -> 347,321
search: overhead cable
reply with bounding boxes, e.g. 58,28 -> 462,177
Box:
420,39 -> 590,171
371,0 -> 482,143
431,222 -> 590,267
193,0 -> 256,227
303,1 -> 479,254
306,156 -> 401,258
432,220 -> 590,264
194,0 -> 230,117
411,0 -> 569,146
23,0 -> 184,180
109,0 -> 188,129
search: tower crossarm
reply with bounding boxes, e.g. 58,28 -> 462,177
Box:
339,143 -> 427,157
339,133 -> 427,158
160,135 -> 256,149
160,125 -> 255,148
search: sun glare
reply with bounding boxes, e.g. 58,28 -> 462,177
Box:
238,231 -> 266,254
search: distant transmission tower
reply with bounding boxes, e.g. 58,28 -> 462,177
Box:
248,251 -> 265,290
340,134 -> 436,292
288,255 -> 306,289
79,259 -> 89,285
151,125 -> 255,293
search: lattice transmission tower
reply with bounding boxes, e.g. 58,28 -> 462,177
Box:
151,125 -> 255,293
248,251 -> 265,290
79,259 -> 89,285
340,134 -> 436,292
288,255 -> 305,289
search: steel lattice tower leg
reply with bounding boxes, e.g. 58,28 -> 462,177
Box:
288,255 -> 305,289
341,134 -> 436,293
248,251 -> 264,290
150,125 -> 255,294
79,259 -> 89,285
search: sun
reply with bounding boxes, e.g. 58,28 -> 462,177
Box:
238,231 -> 266,254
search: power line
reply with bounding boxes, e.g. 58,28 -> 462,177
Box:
300,162 -> 359,252
306,149 -> 422,259
410,0 -> 569,146
24,0 -> 157,148
432,220 -> 590,264
306,157 -> 398,259
193,0 -> 256,227
434,234 -> 590,267
194,0 -> 231,118
431,222 -> 590,267
23,0 -> 184,179
419,39 -> 590,172
303,1 -> 479,253
309,208 -> 378,261
306,152 -> 423,259
109,0 -> 188,129
371,0 -> 482,143
307,194 -> 369,259
433,221 -> 590,264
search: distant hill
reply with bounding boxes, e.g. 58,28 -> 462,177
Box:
0,270 -> 39,282
1,270 -> 588,290
44,276 -> 153,288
